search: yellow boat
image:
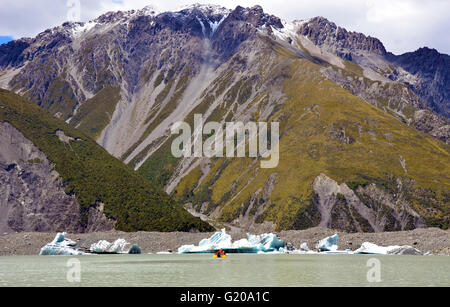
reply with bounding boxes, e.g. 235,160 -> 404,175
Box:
213,254 -> 227,259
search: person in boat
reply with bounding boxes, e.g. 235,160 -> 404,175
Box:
215,249 -> 226,257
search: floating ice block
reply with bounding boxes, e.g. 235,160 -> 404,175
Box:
178,229 -> 286,254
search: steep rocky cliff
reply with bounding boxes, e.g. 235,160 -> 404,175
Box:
387,47 -> 450,118
0,122 -> 81,233
0,121 -> 116,233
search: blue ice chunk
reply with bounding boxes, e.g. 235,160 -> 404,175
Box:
40,233 -> 87,256
178,229 -> 286,254
246,233 -> 285,252
316,234 -> 339,252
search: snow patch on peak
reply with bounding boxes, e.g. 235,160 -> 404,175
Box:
177,3 -> 230,16
180,3 -> 229,38
292,18 -> 312,26
269,20 -> 300,43
196,16 -> 207,37
139,5 -> 159,16
208,15 -> 227,37
71,21 -> 98,38
129,5 -> 160,18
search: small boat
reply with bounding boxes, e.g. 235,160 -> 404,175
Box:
213,254 -> 227,259
213,249 -> 227,258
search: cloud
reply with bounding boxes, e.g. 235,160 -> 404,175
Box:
0,0 -> 448,55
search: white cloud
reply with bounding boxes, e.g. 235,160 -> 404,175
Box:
0,0 -> 448,55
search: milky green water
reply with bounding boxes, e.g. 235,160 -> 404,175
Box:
0,254 -> 448,287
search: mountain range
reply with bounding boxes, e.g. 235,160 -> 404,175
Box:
0,4 -> 448,233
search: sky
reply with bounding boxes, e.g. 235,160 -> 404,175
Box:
0,0 -> 448,55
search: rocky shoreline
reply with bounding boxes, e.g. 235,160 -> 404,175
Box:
0,227 -> 449,256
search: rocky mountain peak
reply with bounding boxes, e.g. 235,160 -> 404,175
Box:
389,47 -> 449,75
384,46 -> 450,117
177,3 -> 230,17
138,5 -> 160,16
297,16 -> 387,58
0,39 -> 31,68
228,5 -> 283,29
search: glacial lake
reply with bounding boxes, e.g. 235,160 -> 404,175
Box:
0,254 -> 449,287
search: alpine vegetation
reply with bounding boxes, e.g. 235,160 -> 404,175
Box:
171,114 -> 280,168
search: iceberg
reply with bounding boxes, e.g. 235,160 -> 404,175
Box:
316,234 -> 339,252
314,234 -> 352,254
90,239 -> 141,254
282,242 -> 318,254
300,242 -> 310,252
245,233 -> 286,253
40,233 -> 87,256
40,234 -> 141,255
285,242 -> 296,252
354,242 -> 422,255
178,229 -> 286,254
178,230 -> 423,256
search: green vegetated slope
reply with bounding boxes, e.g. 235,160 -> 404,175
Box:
169,40 -> 450,231
0,89 -> 213,232
70,86 -> 121,139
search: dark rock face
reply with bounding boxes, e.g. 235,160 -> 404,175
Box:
0,122 -> 82,233
212,16 -> 256,61
0,40 -> 30,67
387,48 -> 450,118
211,5 -> 282,61
228,5 -> 283,29
297,17 -> 387,57
0,122 -> 114,233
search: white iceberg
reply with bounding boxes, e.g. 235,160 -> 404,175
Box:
90,239 -> 141,254
40,233 -> 87,256
244,233 -> 286,253
288,242 -> 319,254
300,242 -> 310,252
178,229 -> 286,254
316,234 -> 339,252
354,242 -> 422,255
314,234 -> 352,254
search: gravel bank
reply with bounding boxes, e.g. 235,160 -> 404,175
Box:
0,227 -> 449,256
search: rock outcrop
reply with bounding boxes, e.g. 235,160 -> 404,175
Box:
312,174 -> 425,233
412,110 -> 450,143
0,122 -> 115,233
297,17 -> 387,58
387,47 -> 450,118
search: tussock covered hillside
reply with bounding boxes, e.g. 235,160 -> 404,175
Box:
0,89 -> 213,233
